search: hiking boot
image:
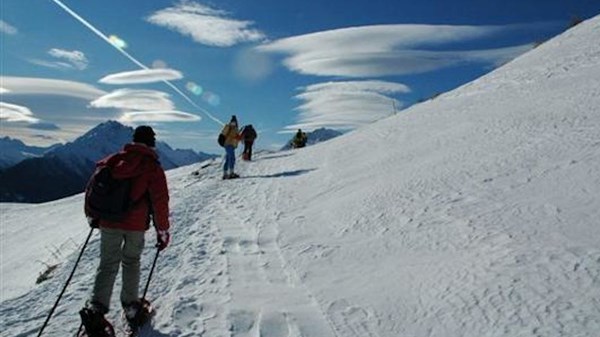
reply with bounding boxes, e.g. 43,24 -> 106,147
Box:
222,172 -> 230,180
229,172 -> 240,179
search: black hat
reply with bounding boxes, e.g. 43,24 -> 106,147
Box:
133,125 -> 156,147
230,115 -> 238,125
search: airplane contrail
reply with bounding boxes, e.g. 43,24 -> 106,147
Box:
50,0 -> 224,126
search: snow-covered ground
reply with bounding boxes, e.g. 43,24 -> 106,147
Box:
2,15 -> 599,337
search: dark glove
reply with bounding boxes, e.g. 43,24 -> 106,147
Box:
87,217 -> 99,228
156,230 -> 170,251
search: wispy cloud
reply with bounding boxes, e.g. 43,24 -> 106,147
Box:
0,87 -> 10,94
119,111 -> 202,123
48,48 -> 89,70
0,20 -> 17,35
0,102 -> 39,123
147,1 -> 266,47
283,80 -> 410,132
91,89 -> 176,111
29,49 -> 89,71
1,76 -> 106,100
99,69 -> 183,85
28,58 -> 74,70
258,23 -> 543,77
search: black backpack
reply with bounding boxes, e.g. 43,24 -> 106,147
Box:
241,125 -> 257,141
217,133 -> 225,147
84,165 -> 133,222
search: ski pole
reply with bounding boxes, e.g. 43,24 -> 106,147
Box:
37,228 -> 94,337
142,246 -> 161,300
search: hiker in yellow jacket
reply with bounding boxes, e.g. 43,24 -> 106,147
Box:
220,115 -> 241,179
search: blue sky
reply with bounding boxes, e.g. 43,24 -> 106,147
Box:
1,0 -> 599,153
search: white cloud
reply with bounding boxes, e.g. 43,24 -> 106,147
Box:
119,111 -> 202,123
0,20 -> 17,35
258,24 -> 540,77
0,76 -> 106,100
99,68 -> 183,84
283,80 -> 409,132
146,1 -> 266,47
0,102 -> 40,123
48,48 -> 89,70
91,89 -> 176,111
0,87 -> 10,94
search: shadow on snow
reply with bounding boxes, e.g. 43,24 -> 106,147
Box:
242,168 -> 315,179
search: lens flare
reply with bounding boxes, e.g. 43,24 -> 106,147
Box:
108,35 -> 127,49
203,91 -> 220,106
186,82 -> 203,96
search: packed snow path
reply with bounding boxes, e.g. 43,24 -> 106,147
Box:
2,15 -> 600,337
157,160 -> 338,337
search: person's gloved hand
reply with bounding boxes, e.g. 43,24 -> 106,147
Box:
156,230 -> 170,251
87,217 -> 99,228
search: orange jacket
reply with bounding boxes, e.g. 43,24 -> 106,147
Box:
97,143 -> 170,232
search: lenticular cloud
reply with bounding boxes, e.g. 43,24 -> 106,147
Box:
258,23 -> 543,77
284,80 -> 410,132
99,68 -> 183,85
119,110 -> 201,123
90,89 -> 176,111
0,102 -> 39,123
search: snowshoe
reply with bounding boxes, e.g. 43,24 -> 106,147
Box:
78,307 -> 116,337
122,299 -> 155,337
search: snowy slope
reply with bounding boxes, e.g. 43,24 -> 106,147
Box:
1,16 -> 599,337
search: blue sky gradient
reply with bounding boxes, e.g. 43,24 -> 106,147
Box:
1,0 -> 599,152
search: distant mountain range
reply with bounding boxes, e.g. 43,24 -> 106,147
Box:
280,128 -> 343,151
0,121 -> 217,203
0,137 -> 58,169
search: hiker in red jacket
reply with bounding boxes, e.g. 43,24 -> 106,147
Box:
83,125 -> 170,332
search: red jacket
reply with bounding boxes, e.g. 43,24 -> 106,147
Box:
97,143 -> 170,232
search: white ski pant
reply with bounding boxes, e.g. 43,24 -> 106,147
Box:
91,228 -> 145,311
